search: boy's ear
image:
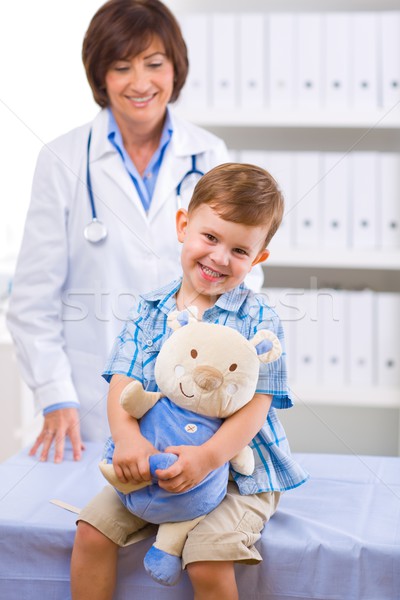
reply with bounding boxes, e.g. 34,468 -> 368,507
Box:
252,249 -> 269,266
176,208 -> 189,242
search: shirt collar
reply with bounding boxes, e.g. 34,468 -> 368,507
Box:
141,279 -> 251,317
107,106 -> 173,150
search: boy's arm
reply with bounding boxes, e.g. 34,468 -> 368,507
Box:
157,393 -> 272,493
108,374 -> 158,484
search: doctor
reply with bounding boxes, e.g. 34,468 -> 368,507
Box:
7,0 -> 262,464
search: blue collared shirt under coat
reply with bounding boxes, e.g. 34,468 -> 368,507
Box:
103,279 -> 309,494
107,107 -> 173,212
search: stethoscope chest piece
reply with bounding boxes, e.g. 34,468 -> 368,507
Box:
84,218 -> 108,244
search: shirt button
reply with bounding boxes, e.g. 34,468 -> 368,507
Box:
147,340 -> 153,347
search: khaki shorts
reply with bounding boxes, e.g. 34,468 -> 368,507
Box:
78,483 -> 280,565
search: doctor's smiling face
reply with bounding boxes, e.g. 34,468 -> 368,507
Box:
105,36 -> 174,132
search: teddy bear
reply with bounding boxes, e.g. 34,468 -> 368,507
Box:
99,307 -> 282,586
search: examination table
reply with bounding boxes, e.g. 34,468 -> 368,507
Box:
0,443 -> 399,599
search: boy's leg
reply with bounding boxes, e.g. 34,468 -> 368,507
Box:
183,482 -> 280,598
71,521 -> 118,600
187,561 -> 238,600
70,485 -> 153,600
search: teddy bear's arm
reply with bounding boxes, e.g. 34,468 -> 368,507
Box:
120,379 -> 162,419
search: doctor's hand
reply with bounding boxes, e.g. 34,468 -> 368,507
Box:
29,407 -> 84,463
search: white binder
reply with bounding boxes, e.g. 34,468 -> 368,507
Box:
350,153 -> 378,249
351,12 -> 379,109
264,151 -> 295,249
347,290 -> 375,386
380,12 -> 400,110
379,153 -> 400,248
238,13 -> 266,109
293,290 -> 319,385
293,152 -> 321,248
210,13 -> 237,109
321,152 -> 350,249
319,289 -> 346,386
323,13 -> 351,109
268,13 -> 295,109
178,14 -> 210,110
376,293 -> 400,387
296,13 -> 323,109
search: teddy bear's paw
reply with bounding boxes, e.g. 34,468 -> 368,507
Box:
144,546 -> 182,586
149,453 -> 178,477
230,445 -> 255,476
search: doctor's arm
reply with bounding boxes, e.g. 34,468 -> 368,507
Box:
7,143 -> 84,462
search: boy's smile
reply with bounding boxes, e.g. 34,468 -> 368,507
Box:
176,204 -> 269,311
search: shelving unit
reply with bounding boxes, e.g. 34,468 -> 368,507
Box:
166,0 -> 400,455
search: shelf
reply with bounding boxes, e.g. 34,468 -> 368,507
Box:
290,384 -> 400,408
175,107 -> 400,129
267,249 -> 400,270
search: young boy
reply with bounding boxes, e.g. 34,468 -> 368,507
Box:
71,163 -> 308,600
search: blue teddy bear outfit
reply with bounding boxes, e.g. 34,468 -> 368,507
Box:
104,397 -> 229,523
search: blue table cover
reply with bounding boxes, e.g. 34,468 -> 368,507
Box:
0,443 -> 399,600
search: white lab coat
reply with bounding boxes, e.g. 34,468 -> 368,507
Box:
7,108 -> 263,442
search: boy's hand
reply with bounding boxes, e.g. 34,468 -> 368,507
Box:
155,445 -> 212,493
112,435 -> 157,484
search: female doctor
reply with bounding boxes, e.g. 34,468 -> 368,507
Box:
7,0 -> 262,463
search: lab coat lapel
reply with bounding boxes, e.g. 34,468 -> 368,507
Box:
148,146 -> 189,223
89,110 -> 148,224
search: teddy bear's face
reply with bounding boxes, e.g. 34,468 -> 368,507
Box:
154,322 -> 262,418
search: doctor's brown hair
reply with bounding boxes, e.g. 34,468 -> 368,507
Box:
82,0 -> 188,107
188,163 -> 285,249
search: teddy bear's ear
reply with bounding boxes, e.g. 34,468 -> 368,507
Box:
167,306 -> 199,331
250,330 -> 282,364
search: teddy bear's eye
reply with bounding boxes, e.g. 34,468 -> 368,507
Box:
229,363 -> 237,372
191,349 -> 198,359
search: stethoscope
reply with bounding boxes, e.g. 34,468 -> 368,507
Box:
84,129 -> 205,244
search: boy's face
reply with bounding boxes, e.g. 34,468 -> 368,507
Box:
176,205 -> 269,302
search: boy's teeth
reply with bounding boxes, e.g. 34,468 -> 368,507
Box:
202,265 -> 222,277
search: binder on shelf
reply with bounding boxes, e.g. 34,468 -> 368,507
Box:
319,288 -> 346,386
380,12 -> 400,110
268,13 -> 295,109
210,13 -> 237,109
295,13 -> 323,110
323,13 -> 351,109
264,151 -> 295,249
178,14 -> 210,110
350,153 -> 378,249
292,290 -> 319,385
379,153 -> 400,249
376,293 -> 400,387
264,287 -> 297,383
238,13 -> 266,109
293,152 -> 321,248
239,150 -> 268,167
347,290 -> 375,386
320,152 -> 350,249
351,12 -> 379,109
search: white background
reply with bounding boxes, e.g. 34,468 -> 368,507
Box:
0,1 -> 104,260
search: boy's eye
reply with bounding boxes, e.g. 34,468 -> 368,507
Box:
233,248 -> 248,256
205,233 -> 217,242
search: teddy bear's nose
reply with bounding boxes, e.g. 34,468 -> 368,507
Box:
193,366 -> 223,391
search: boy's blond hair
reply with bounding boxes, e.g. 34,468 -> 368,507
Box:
188,163 -> 284,248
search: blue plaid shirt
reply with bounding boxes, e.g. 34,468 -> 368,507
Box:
103,279 -> 309,494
